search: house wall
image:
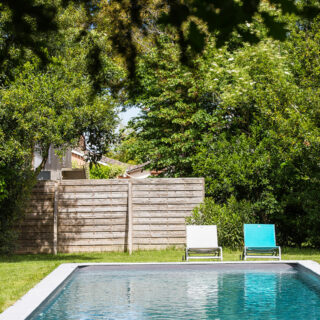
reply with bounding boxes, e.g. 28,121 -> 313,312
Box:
71,152 -> 86,168
34,146 -> 72,180
45,146 -> 71,170
16,178 -> 204,253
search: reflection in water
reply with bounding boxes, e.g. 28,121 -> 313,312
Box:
30,266 -> 320,320
244,273 -> 276,316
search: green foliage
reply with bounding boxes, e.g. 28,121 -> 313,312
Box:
0,167 -> 35,254
2,0 -> 320,90
90,164 -> 125,179
0,0 -> 57,79
128,11 -> 320,247
192,38 -> 320,247
0,56 -> 118,251
0,3 -> 121,252
187,197 -> 256,249
107,128 -> 150,165
100,0 -> 320,85
1,0 -> 320,253
127,36 -> 210,175
0,178 -> 8,202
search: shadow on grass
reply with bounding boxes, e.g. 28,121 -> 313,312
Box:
282,247 -> 320,256
0,252 -> 131,263
1,247 -> 319,264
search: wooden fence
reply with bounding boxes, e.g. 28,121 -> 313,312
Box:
16,178 -> 204,254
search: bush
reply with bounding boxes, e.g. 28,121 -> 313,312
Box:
186,197 -> 256,249
90,164 -> 126,179
0,166 -> 35,254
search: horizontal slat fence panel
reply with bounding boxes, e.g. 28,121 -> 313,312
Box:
15,181 -> 55,254
59,238 -> 127,246
134,238 -> 186,244
132,204 -> 199,211
133,211 -> 192,217
60,180 -> 128,185
131,178 -> 204,250
57,245 -> 125,253
59,220 -> 127,228
132,190 -> 203,197
59,192 -> 127,199
132,178 -> 202,184
133,184 -> 203,191
59,185 -> 128,192
133,224 -> 186,231
16,178 -> 204,253
58,213 -> 126,220
132,197 -> 203,204
59,206 -> 128,213
22,225 -> 53,232
59,225 -> 126,232
57,179 -> 129,253
19,232 -> 54,240
133,217 -> 187,224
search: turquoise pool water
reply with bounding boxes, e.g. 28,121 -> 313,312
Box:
29,264 -> 320,320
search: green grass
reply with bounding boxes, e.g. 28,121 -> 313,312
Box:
1,247 -> 320,313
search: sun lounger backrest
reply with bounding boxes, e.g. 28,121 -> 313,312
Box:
244,224 -> 276,247
186,225 -> 218,248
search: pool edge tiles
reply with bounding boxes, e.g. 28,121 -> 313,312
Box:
1,260 -> 320,320
296,260 -> 320,277
0,263 -> 78,320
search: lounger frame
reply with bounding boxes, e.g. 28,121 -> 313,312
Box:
186,247 -> 223,261
243,246 -> 281,260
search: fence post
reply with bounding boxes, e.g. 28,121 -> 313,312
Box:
53,181 -> 59,254
128,180 -> 133,254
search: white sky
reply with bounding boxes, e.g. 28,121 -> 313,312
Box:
119,106 -> 140,126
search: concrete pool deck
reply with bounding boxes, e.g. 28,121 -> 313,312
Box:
1,260 -> 320,320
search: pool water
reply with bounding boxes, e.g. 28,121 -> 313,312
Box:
28,264 -> 320,320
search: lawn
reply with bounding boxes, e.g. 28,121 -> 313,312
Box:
1,247 -> 320,313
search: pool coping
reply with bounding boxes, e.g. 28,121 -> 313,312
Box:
1,260 -> 320,320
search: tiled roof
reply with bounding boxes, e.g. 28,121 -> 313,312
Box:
71,148 -> 149,171
100,155 -> 130,168
126,161 -> 150,173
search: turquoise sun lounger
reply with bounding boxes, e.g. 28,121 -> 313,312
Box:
243,224 -> 281,260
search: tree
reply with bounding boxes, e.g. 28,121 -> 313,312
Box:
125,35 -> 213,175
126,9 -> 320,246
99,0 -> 320,85
0,2 -> 121,252
2,0 -> 320,91
106,128 -> 152,164
0,0 -> 57,78
191,37 -> 320,247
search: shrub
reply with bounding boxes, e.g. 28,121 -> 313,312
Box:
90,164 -> 126,179
187,197 -> 256,249
0,166 -> 35,254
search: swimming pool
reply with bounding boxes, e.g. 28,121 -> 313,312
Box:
2,262 -> 320,320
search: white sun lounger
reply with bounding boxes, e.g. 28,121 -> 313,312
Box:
185,225 -> 223,261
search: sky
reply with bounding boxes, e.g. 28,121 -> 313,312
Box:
119,106 -> 140,126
